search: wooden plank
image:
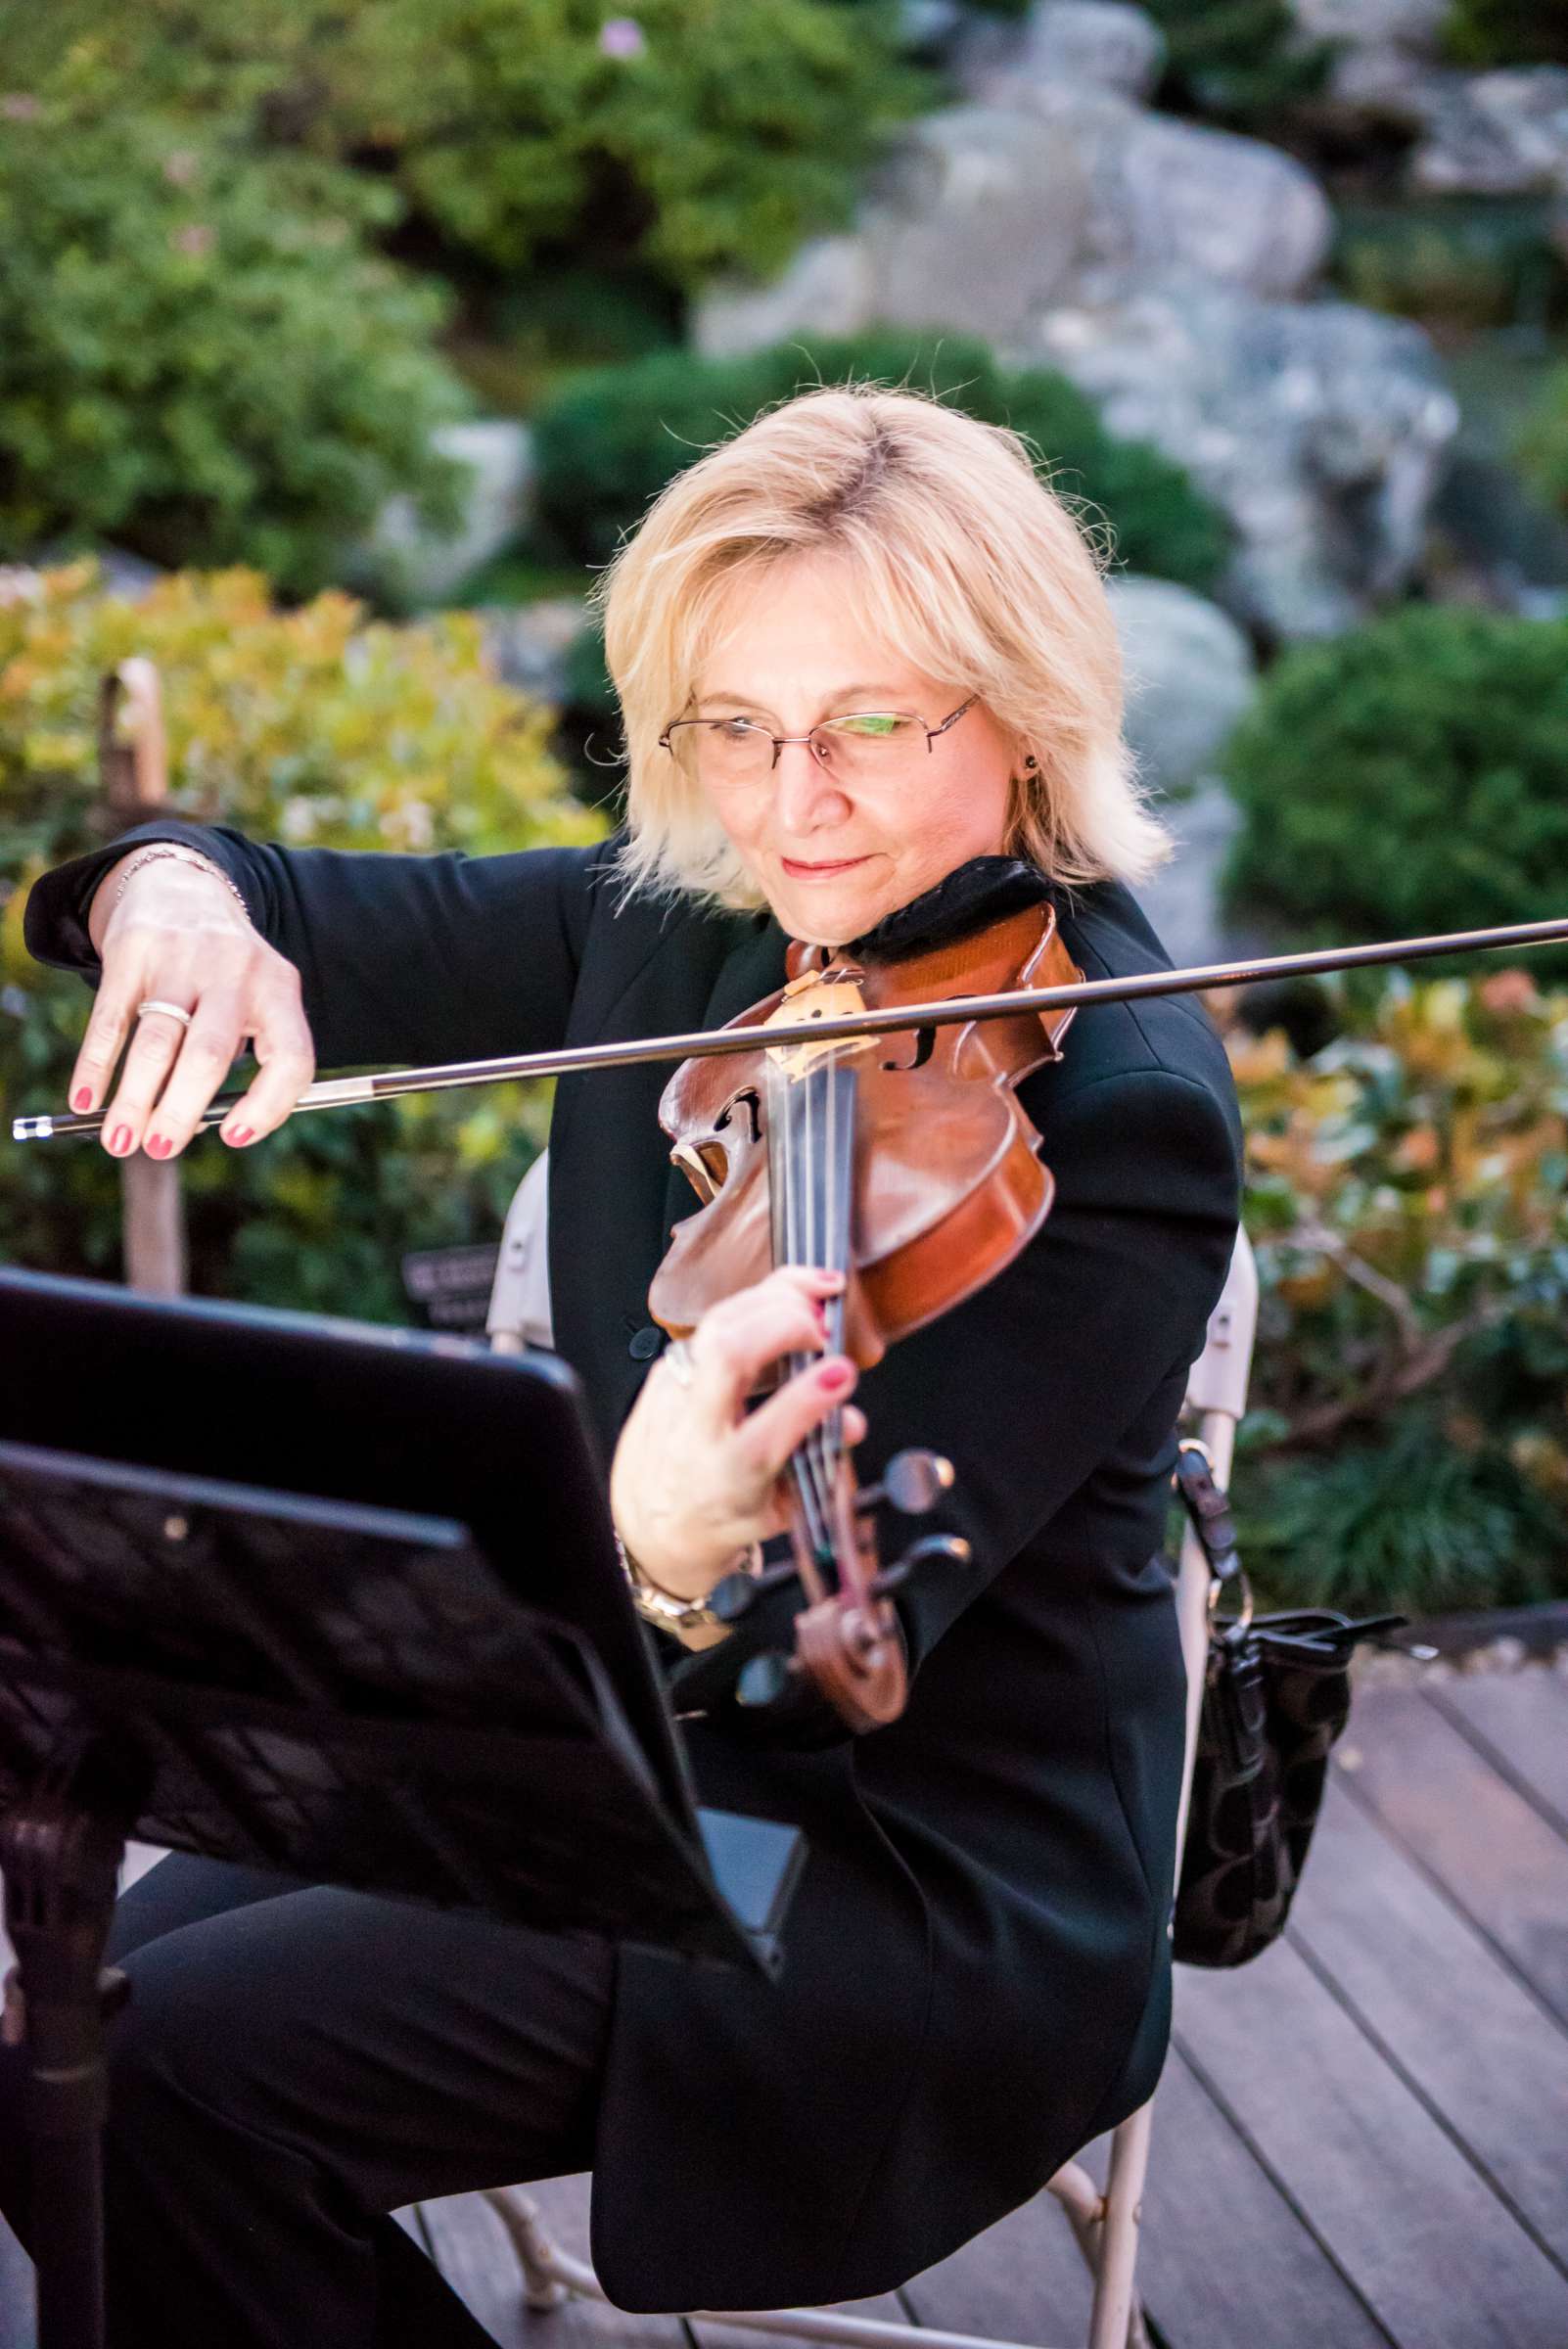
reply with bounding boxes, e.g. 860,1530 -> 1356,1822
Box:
1286,1775 -> 1568,2268
1135,2051 -> 1392,2349
419,2175 -> 688,2349
0,2211 -> 34,2349
1425,1670 -> 1568,1844
1337,1685 -> 1568,2026
1176,1932 -> 1568,2348
899,2184 -> 1100,2348
693,2293 -> 908,2349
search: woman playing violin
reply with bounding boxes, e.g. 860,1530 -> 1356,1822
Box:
9,386 -> 1242,2347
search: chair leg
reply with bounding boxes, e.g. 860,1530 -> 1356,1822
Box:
1086,2107 -> 1153,2349
483,2188 -> 574,2310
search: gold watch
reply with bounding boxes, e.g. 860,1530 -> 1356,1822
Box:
613,1530 -> 761,1636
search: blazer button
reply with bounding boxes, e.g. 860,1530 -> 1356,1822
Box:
628,1325 -> 664,1361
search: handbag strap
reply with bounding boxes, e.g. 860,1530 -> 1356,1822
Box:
1175,1440 -> 1240,1578
1174,1439 -> 1254,1635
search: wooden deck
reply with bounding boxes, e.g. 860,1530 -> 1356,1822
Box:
3,1651 -> 1567,2347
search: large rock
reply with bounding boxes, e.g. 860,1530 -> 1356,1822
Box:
1290,0 -> 1446,52
1027,272 -> 1459,637
370,420 -> 534,607
1013,84 -> 1332,299
1106,576 -> 1256,967
958,1 -> 1167,104
1320,55 -> 1568,203
699,109 -> 1089,356
1105,576 -> 1256,799
480,597 -> 589,705
696,89 -> 1330,358
692,26 -> 1456,643
1410,67 -> 1568,199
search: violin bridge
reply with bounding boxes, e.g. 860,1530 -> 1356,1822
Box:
762,971 -> 869,1077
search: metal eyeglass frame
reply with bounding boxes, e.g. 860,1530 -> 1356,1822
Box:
658,695 -> 980,770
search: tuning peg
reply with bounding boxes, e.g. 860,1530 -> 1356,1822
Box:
736,1650 -> 798,1708
709,1561 -> 799,1623
854,1450 -> 955,1518
892,1534 -> 973,1579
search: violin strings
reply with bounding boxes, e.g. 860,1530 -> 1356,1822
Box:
800,1058 -> 839,1550
770,1056 -> 831,1562
801,1058 -> 837,1543
802,1054 -> 855,1567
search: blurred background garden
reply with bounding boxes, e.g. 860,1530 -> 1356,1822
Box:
2,0 -> 1566,1627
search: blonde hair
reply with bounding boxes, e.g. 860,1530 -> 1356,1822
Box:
594,382 -> 1171,910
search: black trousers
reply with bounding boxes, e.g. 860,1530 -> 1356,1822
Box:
0,1854 -> 616,2349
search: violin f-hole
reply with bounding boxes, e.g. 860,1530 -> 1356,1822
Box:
716,1089 -> 762,1144
881,1026 -> 935,1074
669,1138 -> 729,1204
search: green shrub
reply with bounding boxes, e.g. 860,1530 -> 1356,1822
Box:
0,103 -> 475,597
530,332 -> 1230,585
1142,0 -> 1336,125
0,563 -> 601,1320
1444,0 -> 1568,67
1221,604 -> 1568,944
17,0 -> 926,299
1332,197 -> 1565,333
1514,359 -> 1568,520
1223,970 -> 1568,1616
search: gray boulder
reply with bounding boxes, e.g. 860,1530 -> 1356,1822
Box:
370,420 -> 534,607
1105,575 -> 1256,799
1014,84 -> 1332,299
1106,576 -> 1256,967
958,1 -> 1167,104
1290,0 -> 1446,52
1411,67 -> 1568,199
699,108 -> 1091,356
692,23 -> 1458,644
1027,273 -> 1459,637
1134,776 -> 1251,968
697,87 -> 1330,359
480,597 -> 589,706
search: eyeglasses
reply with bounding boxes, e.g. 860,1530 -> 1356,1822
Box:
659,696 -> 979,789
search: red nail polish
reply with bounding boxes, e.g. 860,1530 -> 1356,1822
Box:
819,1359 -> 855,1394
71,1087 -> 92,1113
110,1126 -> 132,1156
227,1126 -> 254,1147
146,1135 -> 172,1160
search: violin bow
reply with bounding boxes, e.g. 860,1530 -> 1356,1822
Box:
14,910 -> 1568,1144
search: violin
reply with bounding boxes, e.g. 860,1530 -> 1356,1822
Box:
647,871 -> 1081,1734
17,881 -> 1568,1734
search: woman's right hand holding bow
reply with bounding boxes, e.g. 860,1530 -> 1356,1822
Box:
74,849 -> 317,1160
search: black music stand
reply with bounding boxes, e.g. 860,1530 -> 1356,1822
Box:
0,1267 -> 806,2349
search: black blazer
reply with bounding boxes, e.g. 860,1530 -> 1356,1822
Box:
27,822 -> 1243,2313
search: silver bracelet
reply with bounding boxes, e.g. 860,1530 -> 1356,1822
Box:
110,843 -> 251,921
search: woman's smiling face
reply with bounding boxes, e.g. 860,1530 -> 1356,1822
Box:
688,553 -> 1018,945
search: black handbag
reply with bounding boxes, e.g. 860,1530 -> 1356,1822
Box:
1170,1441 -> 1406,1969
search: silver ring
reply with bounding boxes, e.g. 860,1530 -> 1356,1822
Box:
662,1337 -> 696,1387
137,998 -> 194,1030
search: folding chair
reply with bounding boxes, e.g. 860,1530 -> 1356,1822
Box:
482,1159 -> 1260,2349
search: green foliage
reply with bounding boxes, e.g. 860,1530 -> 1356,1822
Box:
1222,973 -> 1568,1617
1514,359 -> 1568,520
0,103 -> 472,597
1443,0 -> 1568,67
1141,0 -> 1335,125
1222,605 -> 1568,944
17,0 -> 926,299
1331,197 -> 1565,333
530,332 -> 1230,585
0,563 -> 601,1319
